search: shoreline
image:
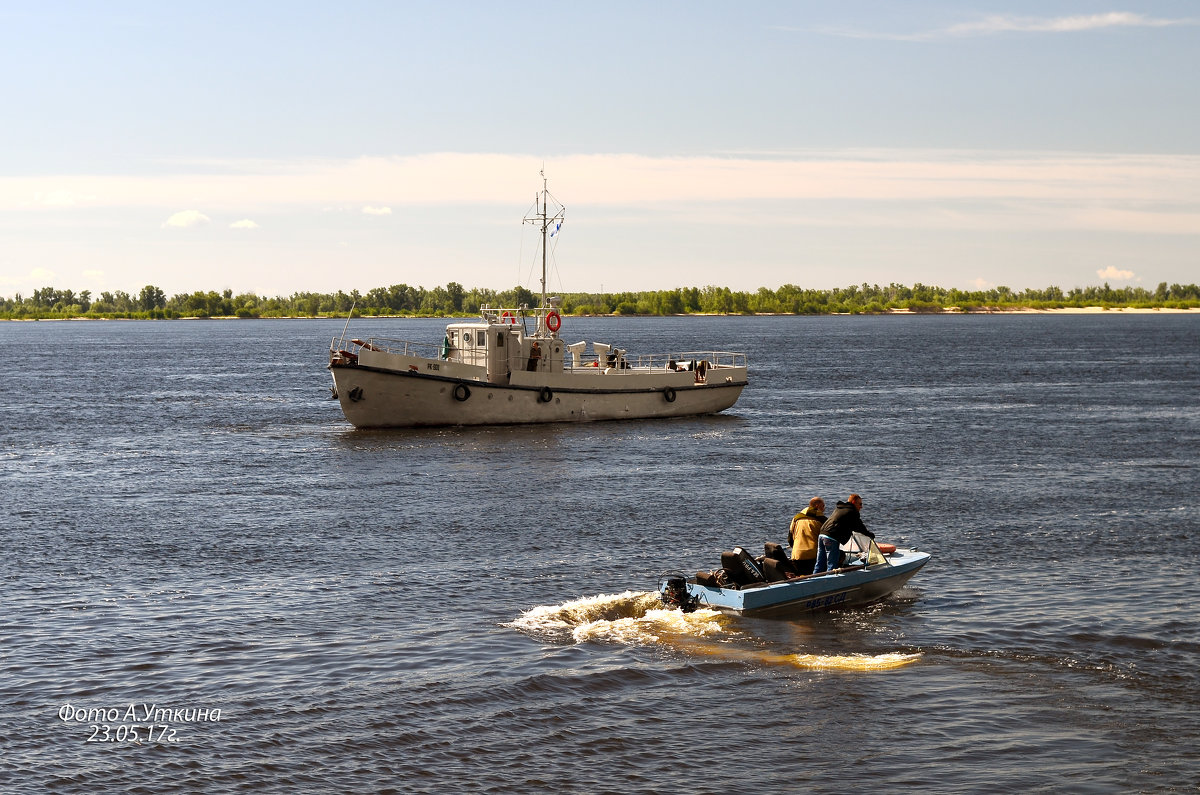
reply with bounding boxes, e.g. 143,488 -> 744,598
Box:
2,305 -> 1196,322
887,306 -> 1197,315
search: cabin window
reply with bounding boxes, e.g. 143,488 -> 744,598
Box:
463,331 -> 473,346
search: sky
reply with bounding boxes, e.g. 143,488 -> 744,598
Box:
1,1 -> 1197,299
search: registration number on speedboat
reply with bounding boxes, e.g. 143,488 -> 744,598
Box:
803,592 -> 848,610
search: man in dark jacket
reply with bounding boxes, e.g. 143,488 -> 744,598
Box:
813,493 -> 874,573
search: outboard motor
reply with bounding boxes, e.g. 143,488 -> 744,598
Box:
659,574 -> 700,613
728,547 -> 765,584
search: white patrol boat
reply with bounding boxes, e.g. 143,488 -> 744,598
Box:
328,176 -> 749,428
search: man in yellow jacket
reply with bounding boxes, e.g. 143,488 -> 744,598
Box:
788,497 -> 827,571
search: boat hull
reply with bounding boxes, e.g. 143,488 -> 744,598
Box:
331,363 -> 747,428
676,549 -> 930,618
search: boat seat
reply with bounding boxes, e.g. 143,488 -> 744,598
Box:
719,551 -> 746,585
763,542 -> 801,574
761,557 -> 794,582
763,542 -> 801,576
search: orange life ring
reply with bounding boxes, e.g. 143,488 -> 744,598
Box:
501,311 -> 516,325
545,311 -> 562,333
877,543 -> 896,554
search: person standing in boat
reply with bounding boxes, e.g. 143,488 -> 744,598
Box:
813,494 -> 874,573
527,341 -> 542,372
788,497 -> 826,572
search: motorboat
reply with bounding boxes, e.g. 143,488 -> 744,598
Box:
328,175 -> 749,428
659,533 -> 930,617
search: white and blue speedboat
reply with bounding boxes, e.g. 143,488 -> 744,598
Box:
659,533 -> 930,618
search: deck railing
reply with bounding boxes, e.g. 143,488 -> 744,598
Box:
568,351 -> 748,372
330,335 -> 442,359
332,334 -> 748,373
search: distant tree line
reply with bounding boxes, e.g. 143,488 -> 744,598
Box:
2,281 -> 1197,320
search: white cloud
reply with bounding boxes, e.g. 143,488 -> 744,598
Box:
970,277 -> 994,290
30,267 -> 57,281
162,209 -> 211,228
35,190 -> 97,207
229,219 -> 259,229
83,269 -> 105,281
804,13 -> 1195,41
1096,266 -> 1135,281
3,150 -> 1199,237
945,13 -> 1189,37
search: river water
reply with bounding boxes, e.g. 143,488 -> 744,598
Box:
2,313 -> 1197,793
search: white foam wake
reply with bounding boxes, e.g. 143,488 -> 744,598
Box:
508,591 -> 922,671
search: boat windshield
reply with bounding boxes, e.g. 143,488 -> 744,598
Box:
845,532 -> 891,566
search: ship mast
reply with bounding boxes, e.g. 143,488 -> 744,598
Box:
523,169 -> 565,310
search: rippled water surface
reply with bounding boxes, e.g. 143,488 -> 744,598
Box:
2,314 -> 1198,793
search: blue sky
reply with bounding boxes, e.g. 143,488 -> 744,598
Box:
2,1 -> 1197,298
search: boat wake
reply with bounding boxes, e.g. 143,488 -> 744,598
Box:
507,591 -> 728,643
508,591 -> 921,672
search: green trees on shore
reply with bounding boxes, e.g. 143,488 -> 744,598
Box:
2,281 -> 1197,320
